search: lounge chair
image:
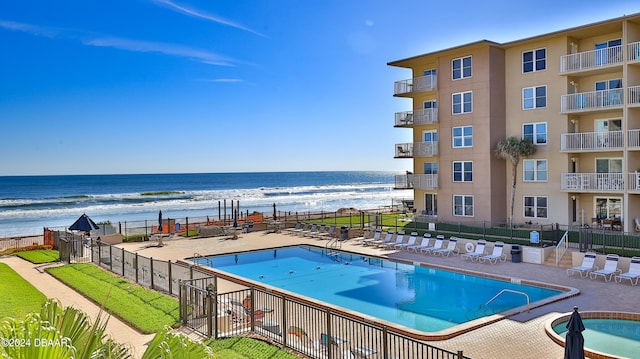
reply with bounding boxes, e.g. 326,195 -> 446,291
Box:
433,237 -> 460,257
395,232 -> 419,250
375,231 -> 396,248
305,223 -> 322,237
351,228 -> 373,243
461,240 -> 486,261
361,229 -> 382,245
292,223 -> 311,236
407,234 -> 431,252
590,254 -> 621,281
302,223 -> 318,237
384,232 -> 405,249
420,235 -> 444,254
368,231 -> 393,247
316,225 -> 336,239
567,252 -> 597,278
615,256 -> 640,285
478,242 -> 507,264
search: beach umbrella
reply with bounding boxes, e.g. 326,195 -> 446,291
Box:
564,306 -> 585,359
158,210 -> 163,232
69,213 -> 99,232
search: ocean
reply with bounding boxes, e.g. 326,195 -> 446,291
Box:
0,171 -> 411,237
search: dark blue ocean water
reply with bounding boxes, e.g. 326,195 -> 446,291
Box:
0,171 -> 411,237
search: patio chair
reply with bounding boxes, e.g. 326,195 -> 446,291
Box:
317,225 -> 336,239
461,240 -> 486,261
567,252 -> 597,278
478,242 -> 507,264
301,223 -> 318,237
395,232 -> 419,250
376,231 -> 396,248
432,237 -> 460,257
407,233 -> 431,252
590,254 -> 621,281
384,232 -> 405,249
284,221 -> 302,235
361,229 -> 382,245
420,235 -> 444,254
614,256 -> 640,285
351,228 -> 373,243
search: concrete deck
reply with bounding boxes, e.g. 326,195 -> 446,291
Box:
4,230 -> 639,358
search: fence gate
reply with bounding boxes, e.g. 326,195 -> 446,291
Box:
180,278 -> 217,338
59,237 -> 92,264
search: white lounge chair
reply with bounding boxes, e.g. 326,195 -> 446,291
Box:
615,256 -> 640,285
567,252 -> 597,278
385,232 -> 405,249
420,236 -> 444,254
361,229 -> 382,245
294,223 -> 311,236
395,232 -> 419,250
478,242 -> 507,264
375,231 -> 396,248
352,228 -> 373,243
285,221 -> 304,235
433,237 -> 460,257
302,223 -> 319,237
590,254 -> 621,281
407,234 -> 432,252
461,240 -> 486,261
316,225 -> 336,239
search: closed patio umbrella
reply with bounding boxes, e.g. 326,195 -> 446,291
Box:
69,213 -> 99,232
158,210 -> 163,233
273,203 -> 277,221
564,306 -> 585,359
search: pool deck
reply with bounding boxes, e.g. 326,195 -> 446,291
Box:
5,230 -> 639,358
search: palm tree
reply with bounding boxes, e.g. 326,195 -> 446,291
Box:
495,136 -> 537,222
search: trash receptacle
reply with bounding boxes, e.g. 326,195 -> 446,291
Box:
511,244 -> 522,263
340,226 -> 349,241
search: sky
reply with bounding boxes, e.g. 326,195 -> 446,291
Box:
0,1 -> 638,176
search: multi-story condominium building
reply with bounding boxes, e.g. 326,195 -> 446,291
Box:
389,13 -> 640,232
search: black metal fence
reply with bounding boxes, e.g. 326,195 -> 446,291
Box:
180,279 -> 471,359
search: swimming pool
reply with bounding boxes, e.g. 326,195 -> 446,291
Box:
549,312 -> 640,359
191,245 -> 573,335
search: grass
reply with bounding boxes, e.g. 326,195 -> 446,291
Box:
0,263 -> 47,319
45,263 -> 179,333
14,249 -> 60,263
206,336 -> 298,359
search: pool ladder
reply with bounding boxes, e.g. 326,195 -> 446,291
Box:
485,289 -> 530,312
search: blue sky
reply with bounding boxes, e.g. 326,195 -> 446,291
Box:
0,1 -> 638,175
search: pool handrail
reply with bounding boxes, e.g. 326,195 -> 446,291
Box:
485,289 -> 530,312
555,231 -> 569,267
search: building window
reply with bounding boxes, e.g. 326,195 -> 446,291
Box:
524,196 -> 548,218
452,91 -> 472,114
523,48 -> 546,73
452,56 -> 472,80
523,123 -> 547,144
453,161 -> 473,182
424,193 -> 437,216
452,126 -> 473,148
523,159 -> 547,181
453,195 -> 473,216
523,86 -> 546,109
424,162 -> 438,175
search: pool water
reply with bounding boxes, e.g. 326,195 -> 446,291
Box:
192,246 -> 562,332
554,319 -> 640,359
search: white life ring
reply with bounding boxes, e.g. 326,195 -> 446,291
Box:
465,242 -> 475,253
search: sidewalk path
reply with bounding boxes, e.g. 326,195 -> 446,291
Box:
0,256 -> 154,358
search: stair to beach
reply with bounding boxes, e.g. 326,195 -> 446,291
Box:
544,249 -> 574,268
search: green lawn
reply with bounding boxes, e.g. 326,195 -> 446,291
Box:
206,336 -> 298,358
46,263 -> 179,333
15,249 -> 60,263
0,263 -> 47,319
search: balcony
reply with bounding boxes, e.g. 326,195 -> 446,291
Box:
628,41 -> 640,62
628,172 -> 640,191
560,45 -> 623,74
629,85 -> 640,106
395,142 -> 438,158
395,174 -> 438,190
394,74 -> 437,96
394,108 -> 438,127
561,172 -> 624,192
560,88 -> 623,113
560,131 -> 623,152
629,129 -> 640,150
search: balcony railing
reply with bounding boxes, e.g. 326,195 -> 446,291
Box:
393,74 -> 437,95
395,142 -> 438,158
394,108 -> 438,127
629,85 -> 640,106
560,45 -> 623,73
628,172 -> 640,191
628,41 -> 640,62
629,129 -> 640,149
561,172 -> 624,192
560,88 -> 623,113
560,131 -> 623,151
